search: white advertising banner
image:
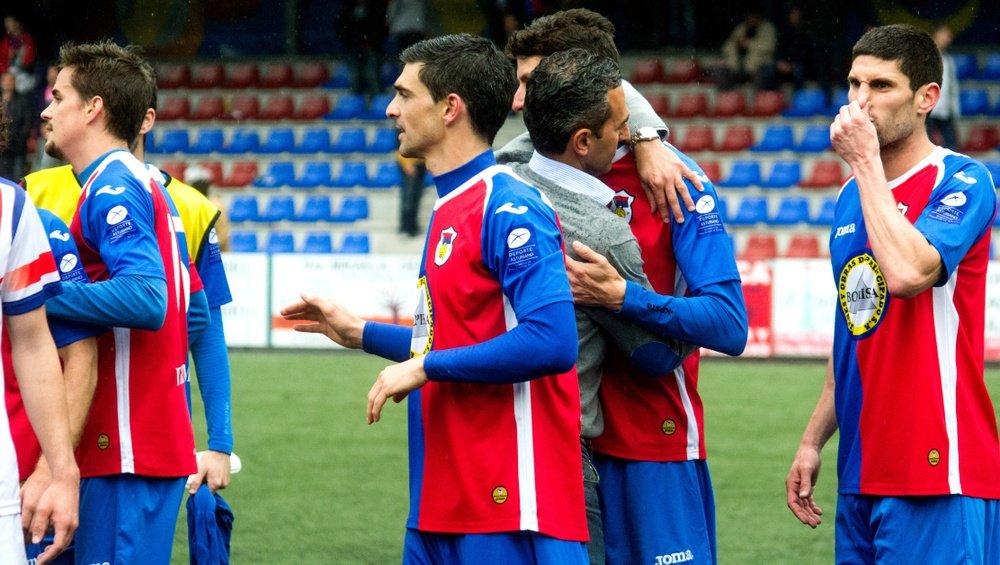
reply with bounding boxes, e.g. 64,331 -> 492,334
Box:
770,259 -> 837,356
221,253 -> 270,347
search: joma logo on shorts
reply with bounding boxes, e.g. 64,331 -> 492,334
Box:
654,549 -> 694,564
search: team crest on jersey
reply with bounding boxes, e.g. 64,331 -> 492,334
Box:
660,419 -> 677,435
928,449 -> 941,466
838,252 -> 889,337
97,433 -> 110,450
610,190 -> 635,223
434,227 -> 457,266
411,276 -> 433,356
491,486 -> 509,504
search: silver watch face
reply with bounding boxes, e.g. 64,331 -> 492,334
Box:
633,127 -> 659,142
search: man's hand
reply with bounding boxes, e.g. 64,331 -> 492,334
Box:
280,294 -> 365,349
27,469 -> 79,565
634,138 -> 704,223
20,459 -> 51,536
187,450 -> 232,494
367,356 -> 427,424
565,241 -> 627,310
830,100 -> 880,170
786,444 -> 824,528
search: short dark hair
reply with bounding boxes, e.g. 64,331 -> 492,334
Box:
58,40 -> 155,144
505,8 -> 619,63
523,49 -> 621,155
852,24 -> 942,91
400,34 -> 515,145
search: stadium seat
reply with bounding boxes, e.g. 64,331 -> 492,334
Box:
158,161 -> 187,182
714,196 -> 729,221
229,96 -> 260,121
978,53 -> 1000,80
190,63 -> 225,89
259,128 -> 296,153
800,160 -> 845,189
220,128 -> 260,154
228,196 -> 260,223
193,161 -> 224,185
794,125 -> 832,153
677,125 -> 715,153
259,63 -> 294,88
259,95 -> 295,120
669,92 -> 708,118
301,231 -> 334,253
368,161 -> 403,188
727,196 -> 769,226
156,63 -> 190,89
760,160 -> 802,189
157,97 -> 190,121
364,94 -> 393,120
188,128 -> 225,154
331,161 -> 369,188
326,93 -> 366,120
331,195 -> 370,222
710,91 -> 746,118
329,127 -> 367,153
253,162 -> 296,188
960,125 -> 999,153
324,64 -> 352,89
782,88 -> 827,118
784,233 -> 823,258
953,53 -> 977,80
260,196 -> 296,223
219,161 -> 259,188
366,126 -> 399,154
698,161 -> 721,184
294,128 -> 332,154
144,132 -> 157,154
265,231 -> 296,253
960,89 -> 990,115
751,125 -> 794,152
717,160 -> 761,188
984,161 -> 1000,188
739,233 -> 777,260
646,93 -> 670,116
294,63 -> 330,88
154,129 -> 190,154
769,196 -> 810,225
747,90 -> 785,117
293,95 -> 331,120
810,195 -> 837,225
190,96 -> 226,121
665,58 -> 702,83
826,88 -> 849,115
295,195 -> 333,223
337,232 -> 371,254
291,161 -> 333,189
716,125 -> 754,152
229,230 -> 259,253
629,58 -> 666,84
225,63 -> 259,89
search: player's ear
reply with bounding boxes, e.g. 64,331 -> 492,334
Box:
442,93 -> 463,126
84,95 -> 104,125
915,83 -> 940,117
570,128 -> 593,158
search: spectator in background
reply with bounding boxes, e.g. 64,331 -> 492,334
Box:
338,0 -> 388,100
927,23 -> 960,149
766,5 -> 808,92
0,15 -> 36,94
718,9 -> 777,91
0,71 -> 31,178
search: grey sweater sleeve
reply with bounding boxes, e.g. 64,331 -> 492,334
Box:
623,79 -> 669,139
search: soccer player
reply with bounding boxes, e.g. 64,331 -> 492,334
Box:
281,34 -> 588,563
504,10 -> 748,564
786,24 -> 1000,563
36,40 -> 201,564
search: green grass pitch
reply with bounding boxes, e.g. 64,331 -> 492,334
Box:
171,351 -> 1000,564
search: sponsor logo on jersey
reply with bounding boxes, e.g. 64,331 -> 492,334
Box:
609,190 -> 635,223
506,225 -> 541,271
834,224 -> 856,238
106,205 -> 129,225
59,254 -> 79,273
208,228 -> 219,245
506,227 -> 531,249
410,276 -> 433,356
838,253 -> 888,336
929,191 -> 968,224
940,192 -> 968,207
495,202 -> 528,215
492,486 -> 509,504
655,549 -> 695,564
661,419 -> 677,435
48,229 -> 71,242
97,433 -> 110,450
694,194 -> 726,236
434,227 -> 457,266
928,449 -> 941,466
695,195 -> 716,214
94,185 -> 127,197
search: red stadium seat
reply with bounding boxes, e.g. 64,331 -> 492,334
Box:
294,63 -> 330,88
716,125 -> 754,152
194,161 -> 224,185
259,63 -> 294,88
699,160 -> 722,184
157,97 -> 190,121
630,59 -> 666,85
190,63 -> 225,89
225,63 -> 259,89
677,125 -> 715,153
799,160 -> 845,189
190,96 -> 226,121
229,96 -> 260,121
219,161 -> 259,188
665,58 -> 702,83
292,95 -> 331,120
156,64 -> 189,89
710,91 -> 746,117
739,233 -> 778,260
960,125 -> 1000,153
669,92 -> 708,118
784,234 -> 823,258
646,93 -> 670,116
259,95 -> 295,120
158,161 -> 187,182
747,90 -> 786,117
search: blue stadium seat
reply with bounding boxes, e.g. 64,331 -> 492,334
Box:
826,88 -> 849,115
338,232 -> 371,254
325,93 -> 366,120
330,195 -> 370,223
717,160 -> 761,188
367,161 -> 403,188
221,128 -> 260,154
329,127 -> 367,153
291,161 -> 333,189
769,196 -> 811,225
253,161 -> 296,188
260,195 -> 296,223
324,64 -> 352,89
228,196 -> 260,223
960,89 -> 990,115
364,94 -> 393,120
794,125 -> 831,153
810,196 -> 837,226
983,161 -> 1000,188
301,231 -> 334,253
330,161 -> 369,188
714,197 -> 728,222
188,128 -> 225,154
144,132 -> 157,153
953,53 -> 977,80
154,129 -> 190,154
259,128 -> 296,154
727,196 -> 769,226
978,53 -> 1000,80
365,127 -> 398,154
294,128 -> 331,153
295,195 -> 333,223
265,231 -> 296,254
760,160 -> 802,189
751,125 -> 794,152
782,89 -> 826,118
229,231 -> 259,252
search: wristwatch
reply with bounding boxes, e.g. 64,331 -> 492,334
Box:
630,126 -> 662,150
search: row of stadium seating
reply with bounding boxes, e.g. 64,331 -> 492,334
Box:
230,229 -> 371,254
148,125 -> 399,155
156,92 -> 393,122
157,61 -> 352,90
229,194 -> 370,224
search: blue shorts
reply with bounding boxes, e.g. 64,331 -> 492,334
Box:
403,528 -> 587,565
594,455 -> 716,565
74,475 -> 186,565
25,532 -> 74,565
836,493 -> 1000,564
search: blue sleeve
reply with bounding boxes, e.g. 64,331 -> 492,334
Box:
423,300 -> 577,383
188,289 -> 210,343
196,227 -> 233,308
46,275 -> 167,330
362,321 -> 411,362
190,306 -> 233,453
619,279 -> 748,356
